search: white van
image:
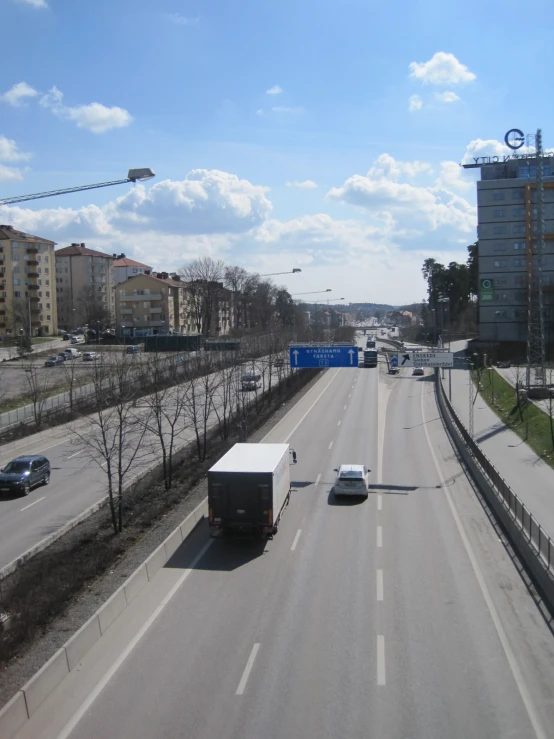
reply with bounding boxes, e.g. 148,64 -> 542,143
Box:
63,348 -> 82,360
333,464 -> 370,498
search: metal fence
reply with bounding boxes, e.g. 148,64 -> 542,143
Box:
436,370 -> 554,578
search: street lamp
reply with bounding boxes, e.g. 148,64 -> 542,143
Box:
0,168 -> 156,206
259,269 -> 302,277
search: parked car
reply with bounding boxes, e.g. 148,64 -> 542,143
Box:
71,336 -> 85,345
57,353 -> 68,362
412,367 -> 424,376
82,351 -> 98,361
496,360 -> 512,369
0,456 -> 51,497
62,333 -> 71,341
125,345 -> 139,354
44,355 -> 64,367
63,348 -> 82,360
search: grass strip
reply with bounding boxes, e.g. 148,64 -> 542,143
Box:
474,368 -> 554,468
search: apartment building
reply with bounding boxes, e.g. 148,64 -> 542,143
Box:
0,225 -> 58,336
112,254 -> 153,286
464,155 -> 554,345
115,272 -> 197,336
55,243 -> 115,330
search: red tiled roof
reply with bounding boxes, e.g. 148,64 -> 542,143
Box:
0,225 -> 56,245
113,257 -> 152,268
55,244 -> 114,259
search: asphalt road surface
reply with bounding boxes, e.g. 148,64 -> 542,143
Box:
13,357 -> 554,739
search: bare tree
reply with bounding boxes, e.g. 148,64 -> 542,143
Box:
213,360 -> 240,440
22,360 -> 50,426
71,354 -> 151,533
184,355 -> 221,461
76,284 -> 112,329
179,257 -> 225,335
224,265 -> 250,331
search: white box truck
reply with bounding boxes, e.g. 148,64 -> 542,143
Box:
208,443 -> 296,538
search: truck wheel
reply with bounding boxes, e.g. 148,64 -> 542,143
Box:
272,525 -> 278,536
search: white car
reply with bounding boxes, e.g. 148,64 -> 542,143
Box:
333,464 -> 370,498
412,367 -> 424,376
82,351 -> 98,361
70,336 -> 84,344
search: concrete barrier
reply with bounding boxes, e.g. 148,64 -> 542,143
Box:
0,693 -> 28,739
0,503 -> 206,739
65,615 -> 102,672
22,648 -> 69,716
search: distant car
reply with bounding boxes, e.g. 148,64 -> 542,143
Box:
71,336 -> 84,344
125,345 -> 139,354
496,360 -> 511,369
63,348 -> 82,360
57,329 -> 67,336
82,351 -> 98,361
333,464 -> 370,499
62,333 -> 71,341
412,367 -> 424,376
44,355 -> 63,367
0,455 -> 50,497
273,358 -> 288,366
57,353 -> 68,362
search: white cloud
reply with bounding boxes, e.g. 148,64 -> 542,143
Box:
256,109 -> 264,116
436,90 -> 460,103
409,52 -> 476,85
367,153 -> 432,181
409,94 -> 423,112
327,154 -> 475,239
11,0 -> 48,8
436,161 -> 473,191
39,86 -> 133,133
0,164 -> 24,181
0,81 -> 39,107
461,138 -> 511,165
0,135 -> 32,162
286,180 -> 318,189
167,13 -> 199,26
266,85 -> 283,95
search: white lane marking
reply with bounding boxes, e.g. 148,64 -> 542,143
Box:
281,370 -> 341,444
67,449 -> 83,460
377,635 -> 386,685
377,569 -> 384,601
344,405 -> 347,410
377,526 -> 382,548
236,643 -> 261,696
420,382 -> 548,739
101,461 -> 108,468
291,529 -> 302,551
348,393 -> 351,398
337,420 -> 341,427
377,495 -> 382,511
57,539 -> 214,739
328,441 -> 333,450
21,496 -> 46,512
315,473 -> 321,486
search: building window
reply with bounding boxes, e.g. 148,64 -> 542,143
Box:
515,276 -> 525,287
132,268 -> 138,273
493,192 -> 505,201
512,190 -> 524,199
514,242 -> 526,250
493,243 -> 506,252
47,315 -> 51,320
493,209 -> 505,217
493,226 -> 506,235
513,224 -> 525,235
45,280 -> 49,285
14,291 -> 20,297
12,242 -> 18,249
513,258 -> 525,267
13,278 -> 20,285
45,268 -> 49,274
512,208 -> 525,217
494,260 -> 507,268
13,266 -> 20,273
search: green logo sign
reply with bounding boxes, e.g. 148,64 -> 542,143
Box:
480,278 -> 494,302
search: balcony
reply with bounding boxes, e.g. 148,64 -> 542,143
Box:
31,320 -> 41,327
120,293 -> 162,301
28,283 -> 39,290
30,306 -> 40,314
27,259 -> 39,266
27,271 -> 39,278
150,306 -> 163,314
26,247 -> 38,254
30,296 -> 40,303
120,308 -> 133,315
148,320 -> 165,327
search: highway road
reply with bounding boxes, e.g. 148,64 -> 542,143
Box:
13,347 -> 554,738
0,358 -> 287,571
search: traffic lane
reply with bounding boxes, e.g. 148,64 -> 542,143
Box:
60,365 -> 380,739
377,370 -> 543,738
448,365 -> 554,539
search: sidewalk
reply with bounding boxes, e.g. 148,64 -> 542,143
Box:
447,366 -> 554,539
0,337 -> 65,362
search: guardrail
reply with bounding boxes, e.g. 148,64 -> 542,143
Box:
435,369 -> 554,613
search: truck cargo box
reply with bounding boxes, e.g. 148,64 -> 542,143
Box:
208,443 -> 293,538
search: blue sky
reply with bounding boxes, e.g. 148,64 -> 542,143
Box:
1,0 -> 552,303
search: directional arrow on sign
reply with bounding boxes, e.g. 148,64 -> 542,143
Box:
293,350 -> 299,366
401,353 -> 411,366
348,349 -> 356,365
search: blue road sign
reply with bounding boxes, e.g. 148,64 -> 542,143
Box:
289,345 -> 359,368
390,355 -> 398,368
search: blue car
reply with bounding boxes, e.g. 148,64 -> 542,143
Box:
0,456 -> 51,497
